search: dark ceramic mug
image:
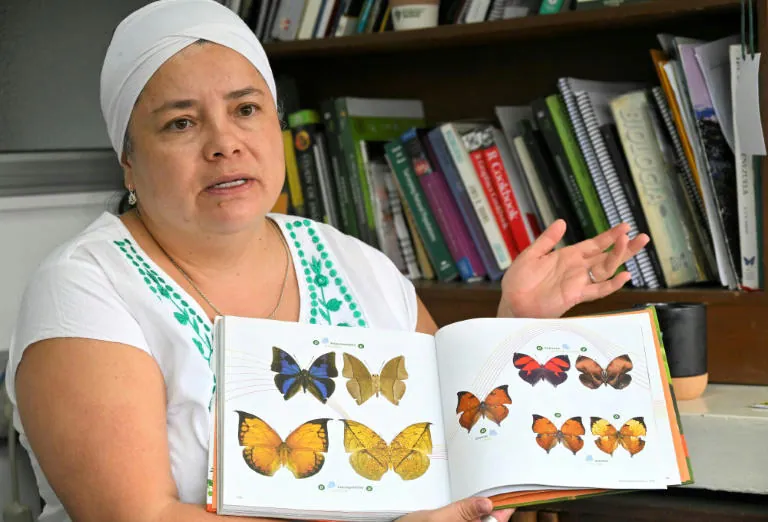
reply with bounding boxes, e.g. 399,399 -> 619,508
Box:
635,302 -> 708,399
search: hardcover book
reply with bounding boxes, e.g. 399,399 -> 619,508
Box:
207,308 -> 692,520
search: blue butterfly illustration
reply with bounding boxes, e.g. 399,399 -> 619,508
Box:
270,346 -> 338,403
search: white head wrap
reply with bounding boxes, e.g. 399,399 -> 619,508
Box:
100,0 -> 277,159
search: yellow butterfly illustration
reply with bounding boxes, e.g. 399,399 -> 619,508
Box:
342,353 -> 408,405
341,419 -> 432,481
237,411 -> 330,479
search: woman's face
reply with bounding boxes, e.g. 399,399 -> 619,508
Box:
123,42 -> 284,235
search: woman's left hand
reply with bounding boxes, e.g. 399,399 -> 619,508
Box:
498,220 -> 650,319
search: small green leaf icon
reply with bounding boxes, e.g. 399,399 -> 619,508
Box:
554,413 -> 562,418
358,343 -> 364,349
614,414 -> 620,420
537,345 -> 543,351
366,486 -> 373,492
313,340 -> 319,345
480,427 -> 487,434
580,346 -> 588,352
318,484 -> 325,491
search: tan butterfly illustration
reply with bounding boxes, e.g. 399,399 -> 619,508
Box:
342,353 -> 408,405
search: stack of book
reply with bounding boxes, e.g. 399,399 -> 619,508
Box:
276,33 -> 763,291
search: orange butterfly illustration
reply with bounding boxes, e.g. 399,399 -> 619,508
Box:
237,411 -> 330,479
455,385 -> 512,433
531,415 -> 585,455
590,417 -> 646,456
575,354 -> 633,390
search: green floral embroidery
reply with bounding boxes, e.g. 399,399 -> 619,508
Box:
113,238 -> 216,408
284,219 -> 367,327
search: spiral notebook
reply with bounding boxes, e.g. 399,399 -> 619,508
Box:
206,308 -> 692,521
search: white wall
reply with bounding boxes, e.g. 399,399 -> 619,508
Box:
0,191 -> 119,351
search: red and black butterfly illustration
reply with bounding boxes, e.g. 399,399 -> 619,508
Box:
512,352 -> 571,387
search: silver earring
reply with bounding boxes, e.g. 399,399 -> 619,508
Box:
128,190 -> 137,206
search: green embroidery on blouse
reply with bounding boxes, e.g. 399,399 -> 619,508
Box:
284,219 -> 367,328
113,238 -> 216,408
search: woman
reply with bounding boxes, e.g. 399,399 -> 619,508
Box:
5,1 -> 648,521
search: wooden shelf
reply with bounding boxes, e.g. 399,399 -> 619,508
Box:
415,280 -> 766,306
264,0 -> 741,59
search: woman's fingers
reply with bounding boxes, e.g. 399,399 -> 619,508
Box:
586,234 -> 628,282
524,219 -> 567,258
581,270 -> 632,302
577,223 -> 630,257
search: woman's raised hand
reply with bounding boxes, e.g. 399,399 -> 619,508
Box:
498,220 -> 650,319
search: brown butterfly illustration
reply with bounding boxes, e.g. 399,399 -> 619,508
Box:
575,354 -> 633,390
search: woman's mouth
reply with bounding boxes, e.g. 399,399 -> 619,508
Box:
206,178 -> 254,194
210,178 -> 248,189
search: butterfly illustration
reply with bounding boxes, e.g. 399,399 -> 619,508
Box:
590,417 -> 647,457
575,354 -> 633,390
341,419 -> 432,481
513,353 -> 571,387
236,411 -> 330,478
342,353 -> 408,405
270,346 -> 338,403
455,385 -> 512,433
531,415 -> 585,455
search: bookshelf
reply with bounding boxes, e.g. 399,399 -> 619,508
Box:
264,0 -> 768,386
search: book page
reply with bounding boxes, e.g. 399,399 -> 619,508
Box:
434,311 -> 680,502
216,317 -> 451,515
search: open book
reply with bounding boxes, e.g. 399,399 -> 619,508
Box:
207,307 -> 692,520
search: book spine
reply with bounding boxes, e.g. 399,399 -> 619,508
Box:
335,98 -> 375,246
426,128 -> 505,280
440,123 -> 513,270
730,46 -> 763,290
282,129 -> 305,217
512,134 -> 563,242
574,90 -> 649,288
610,90 -> 705,287
321,99 -> 359,238
601,123 -> 666,287
650,86 -> 718,282
518,118 -> 584,245
312,132 -> 342,228
462,129 -> 520,260
384,140 -> 459,282
545,94 -> 610,236
386,173 -> 422,280
491,127 -> 543,240
479,126 -> 532,252
401,128 -> 486,281
532,97 -> 595,239
289,120 -> 325,223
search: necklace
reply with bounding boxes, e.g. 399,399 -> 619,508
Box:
134,208 -> 291,320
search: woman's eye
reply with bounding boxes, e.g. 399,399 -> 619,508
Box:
239,104 -> 259,117
169,118 -> 192,131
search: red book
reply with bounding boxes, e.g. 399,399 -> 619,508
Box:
480,128 -> 532,253
462,129 -> 519,260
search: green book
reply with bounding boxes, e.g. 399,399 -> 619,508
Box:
335,97 -> 426,248
545,94 -> 610,237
